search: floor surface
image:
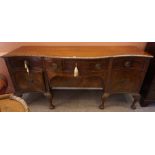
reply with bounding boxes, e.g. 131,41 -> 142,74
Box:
22,90 -> 155,112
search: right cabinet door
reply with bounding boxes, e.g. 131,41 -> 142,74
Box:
110,69 -> 143,93
109,57 -> 146,93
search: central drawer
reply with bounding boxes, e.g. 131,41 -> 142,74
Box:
45,58 -> 109,75
63,58 -> 109,74
45,58 -> 109,88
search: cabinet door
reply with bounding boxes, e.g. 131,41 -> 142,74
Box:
110,69 -> 143,93
13,70 -> 45,92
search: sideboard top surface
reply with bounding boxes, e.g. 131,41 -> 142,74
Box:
3,46 -> 152,58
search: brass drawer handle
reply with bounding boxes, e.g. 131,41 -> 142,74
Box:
95,63 -> 101,70
74,63 -> 79,77
24,60 -> 30,75
124,61 -> 132,67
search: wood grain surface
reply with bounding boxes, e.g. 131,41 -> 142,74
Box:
3,46 -> 152,58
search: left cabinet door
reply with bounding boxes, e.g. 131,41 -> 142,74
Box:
13,70 -> 45,92
5,57 -> 45,93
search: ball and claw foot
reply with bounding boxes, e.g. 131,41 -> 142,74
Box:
131,94 -> 140,110
49,104 -> 55,109
99,93 -> 109,109
44,92 -> 55,109
99,104 -> 104,109
131,103 -> 136,110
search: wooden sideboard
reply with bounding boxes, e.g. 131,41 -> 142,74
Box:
3,46 -> 152,109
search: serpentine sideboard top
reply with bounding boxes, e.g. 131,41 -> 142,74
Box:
3,46 -> 152,58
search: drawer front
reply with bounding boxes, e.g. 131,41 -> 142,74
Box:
13,70 -> 45,92
45,58 -> 109,73
7,57 -> 42,70
45,58 -> 109,88
44,58 -> 62,72
112,57 -> 146,70
62,59 -> 109,74
45,58 -> 109,76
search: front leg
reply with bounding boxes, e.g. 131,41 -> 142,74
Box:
44,92 -> 55,109
131,94 -> 140,110
99,93 -> 110,109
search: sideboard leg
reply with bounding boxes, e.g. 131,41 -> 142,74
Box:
131,94 -> 140,110
44,92 -> 55,109
99,93 -> 110,109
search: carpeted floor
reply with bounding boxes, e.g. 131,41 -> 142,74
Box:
22,90 -> 155,112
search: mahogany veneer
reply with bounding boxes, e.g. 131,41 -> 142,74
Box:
3,46 -> 152,109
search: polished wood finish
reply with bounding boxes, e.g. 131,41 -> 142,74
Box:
110,69 -> 143,93
5,46 -> 151,58
112,57 -> 146,70
7,57 -> 42,70
140,43 -> 155,106
50,76 -> 105,88
13,70 -> 45,92
3,46 -> 152,109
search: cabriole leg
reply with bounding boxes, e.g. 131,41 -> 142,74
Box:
99,93 -> 110,109
131,94 -> 140,110
44,92 -> 55,109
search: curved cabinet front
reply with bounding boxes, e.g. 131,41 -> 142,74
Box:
109,56 -> 148,93
45,58 -> 109,89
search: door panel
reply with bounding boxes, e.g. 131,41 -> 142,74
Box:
13,70 -> 45,92
110,69 -> 143,93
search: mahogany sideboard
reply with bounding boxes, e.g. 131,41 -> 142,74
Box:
3,46 -> 152,109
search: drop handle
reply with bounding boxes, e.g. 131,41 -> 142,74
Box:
124,61 -> 131,67
95,63 -> 101,70
24,60 -> 30,75
74,63 -> 79,77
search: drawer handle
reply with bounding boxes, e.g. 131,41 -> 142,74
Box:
74,63 -> 79,77
124,61 -> 131,67
24,60 -> 30,75
95,63 -> 101,70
